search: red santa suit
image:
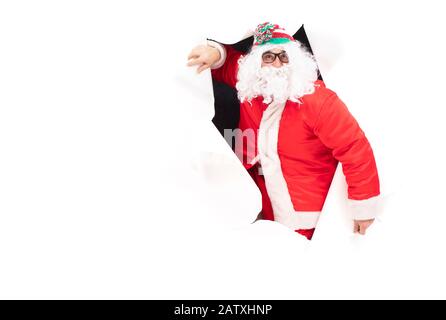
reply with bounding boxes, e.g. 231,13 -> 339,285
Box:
209,27 -> 380,240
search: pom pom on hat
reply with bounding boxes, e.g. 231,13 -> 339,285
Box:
253,22 -> 295,46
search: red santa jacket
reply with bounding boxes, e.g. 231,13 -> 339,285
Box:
211,43 -> 380,231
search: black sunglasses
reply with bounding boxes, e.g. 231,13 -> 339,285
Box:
262,51 -> 289,64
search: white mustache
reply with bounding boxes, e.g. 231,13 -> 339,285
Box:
257,65 -> 290,78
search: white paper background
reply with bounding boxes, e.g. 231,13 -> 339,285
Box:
1,0 -> 445,299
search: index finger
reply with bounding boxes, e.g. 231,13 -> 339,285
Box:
187,48 -> 201,60
187,57 -> 204,67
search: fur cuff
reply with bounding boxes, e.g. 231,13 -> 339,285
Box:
207,40 -> 226,70
348,195 -> 380,220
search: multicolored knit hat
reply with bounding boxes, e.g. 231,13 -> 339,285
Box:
253,22 -> 295,46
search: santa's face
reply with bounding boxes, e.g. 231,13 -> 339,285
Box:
236,42 -> 319,104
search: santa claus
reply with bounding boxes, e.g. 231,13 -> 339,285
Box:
187,22 -> 380,240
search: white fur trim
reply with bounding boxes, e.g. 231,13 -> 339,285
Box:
348,195 -> 380,220
207,40 -> 226,70
279,211 -> 321,230
257,101 -> 320,230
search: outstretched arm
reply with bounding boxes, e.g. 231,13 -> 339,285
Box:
187,43 -> 222,74
187,41 -> 242,88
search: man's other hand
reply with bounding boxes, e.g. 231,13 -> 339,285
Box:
353,219 -> 375,235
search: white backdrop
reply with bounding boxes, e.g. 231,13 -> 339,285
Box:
1,0 -> 446,299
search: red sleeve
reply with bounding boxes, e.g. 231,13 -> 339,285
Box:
313,92 -> 380,201
210,44 -> 243,89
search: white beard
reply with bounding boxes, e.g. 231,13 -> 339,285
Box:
235,42 -> 319,104
253,66 -> 291,104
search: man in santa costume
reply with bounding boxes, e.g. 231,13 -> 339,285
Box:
187,22 -> 380,240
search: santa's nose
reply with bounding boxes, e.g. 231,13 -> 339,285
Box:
272,57 -> 283,68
